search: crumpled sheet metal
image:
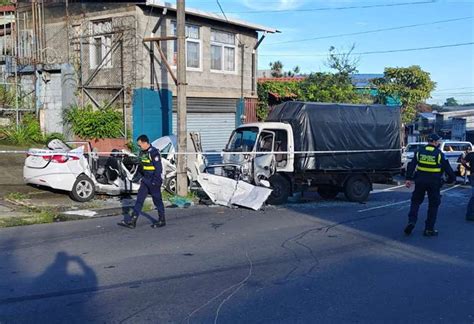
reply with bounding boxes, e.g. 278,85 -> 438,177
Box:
197,173 -> 272,211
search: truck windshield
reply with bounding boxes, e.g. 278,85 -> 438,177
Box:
406,144 -> 425,153
227,127 -> 259,152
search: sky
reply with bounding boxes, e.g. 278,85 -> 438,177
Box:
185,0 -> 474,105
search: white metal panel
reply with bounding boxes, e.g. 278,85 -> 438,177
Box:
173,112 -> 235,153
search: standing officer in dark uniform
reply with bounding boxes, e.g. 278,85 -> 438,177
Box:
119,135 -> 166,229
404,134 -> 455,237
460,149 -> 474,220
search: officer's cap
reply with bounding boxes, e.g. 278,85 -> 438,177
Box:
427,133 -> 441,142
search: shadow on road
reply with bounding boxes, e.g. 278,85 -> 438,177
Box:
0,249 -> 98,322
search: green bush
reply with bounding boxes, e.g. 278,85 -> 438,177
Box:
64,104 -> 123,139
126,140 -> 140,154
0,85 -> 16,108
0,114 -> 44,145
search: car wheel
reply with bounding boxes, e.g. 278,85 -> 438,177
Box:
70,174 -> 95,202
344,175 -> 371,202
165,176 -> 177,194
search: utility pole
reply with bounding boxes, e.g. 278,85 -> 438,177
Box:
176,0 -> 188,196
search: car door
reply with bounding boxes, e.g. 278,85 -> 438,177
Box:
253,131 -> 276,184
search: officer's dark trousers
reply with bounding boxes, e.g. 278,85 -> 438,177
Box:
407,179 -> 441,230
465,175 -> 474,220
133,180 -> 165,217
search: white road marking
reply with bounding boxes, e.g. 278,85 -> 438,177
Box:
359,184 -> 462,213
372,184 -> 406,194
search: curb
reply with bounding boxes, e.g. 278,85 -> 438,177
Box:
60,199 -> 196,219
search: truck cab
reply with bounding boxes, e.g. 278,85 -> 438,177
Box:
223,122 -> 294,173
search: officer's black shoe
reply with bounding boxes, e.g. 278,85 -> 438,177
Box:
151,219 -> 166,228
118,215 -> 138,229
404,223 -> 415,236
423,229 -> 439,237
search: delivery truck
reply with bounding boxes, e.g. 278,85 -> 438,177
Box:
220,101 -> 402,205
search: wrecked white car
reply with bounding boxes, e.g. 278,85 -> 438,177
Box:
152,133 -> 207,194
23,140 -> 141,202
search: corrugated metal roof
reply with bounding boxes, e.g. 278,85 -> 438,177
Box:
0,6 -> 15,13
258,77 -> 306,83
146,0 -> 280,33
419,112 -> 436,120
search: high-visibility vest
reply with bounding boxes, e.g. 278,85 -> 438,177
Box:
140,152 -> 156,172
416,145 -> 442,173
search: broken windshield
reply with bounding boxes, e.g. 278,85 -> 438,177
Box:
226,127 -> 258,152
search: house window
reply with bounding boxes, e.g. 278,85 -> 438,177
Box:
90,20 -> 112,69
211,29 -> 236,72
170,21 -> 201,69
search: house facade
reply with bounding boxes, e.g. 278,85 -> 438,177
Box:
407,106 -> 474,143
13,0 -> 277,151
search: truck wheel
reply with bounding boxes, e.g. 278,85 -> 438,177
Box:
317,186 -> 339,199
267,174 -> 290,205
70,174 -> 95,202
344,175 -> 370,202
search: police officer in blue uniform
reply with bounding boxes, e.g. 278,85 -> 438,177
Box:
119,135 -> 166,229
404,134 -> 455,237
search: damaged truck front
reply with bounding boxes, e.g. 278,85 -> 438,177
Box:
221,101 -> 402,205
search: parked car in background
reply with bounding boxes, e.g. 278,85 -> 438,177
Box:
401,140 -> 473,177
439,140 -> 473,176
401,142 -> 427,175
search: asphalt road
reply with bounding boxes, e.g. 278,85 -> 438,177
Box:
0,184 -> 473,324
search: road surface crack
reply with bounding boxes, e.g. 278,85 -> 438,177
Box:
185,251 -> 253,324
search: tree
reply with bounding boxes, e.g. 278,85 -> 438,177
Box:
327,44 -> 359,75
299,72 -> 368,103
269,61 -> 284,78
444,97 -> 458,106
373,66 -> 436,123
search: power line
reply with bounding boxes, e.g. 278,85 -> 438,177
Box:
434,87 -> 474,92
260,42 -> 474,57
215,0 -> 243,45
432,94 -> 474,97
267,16 -> 473,45
432,92 -> 474,95
214,0 -> 436,14
215,0 -> 229,21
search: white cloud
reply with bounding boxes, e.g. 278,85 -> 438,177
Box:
242,0 -> 305,11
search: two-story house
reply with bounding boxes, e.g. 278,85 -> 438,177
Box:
14,0 -> 278,151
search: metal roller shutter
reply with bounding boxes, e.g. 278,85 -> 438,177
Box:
172,97 -> 237,113
172,97 -> 237,164
173,112 -> 235,153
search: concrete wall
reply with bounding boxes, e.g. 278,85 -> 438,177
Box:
136,7 -> 259,99
18,64 -> 77,135
40,71 -> 63,134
